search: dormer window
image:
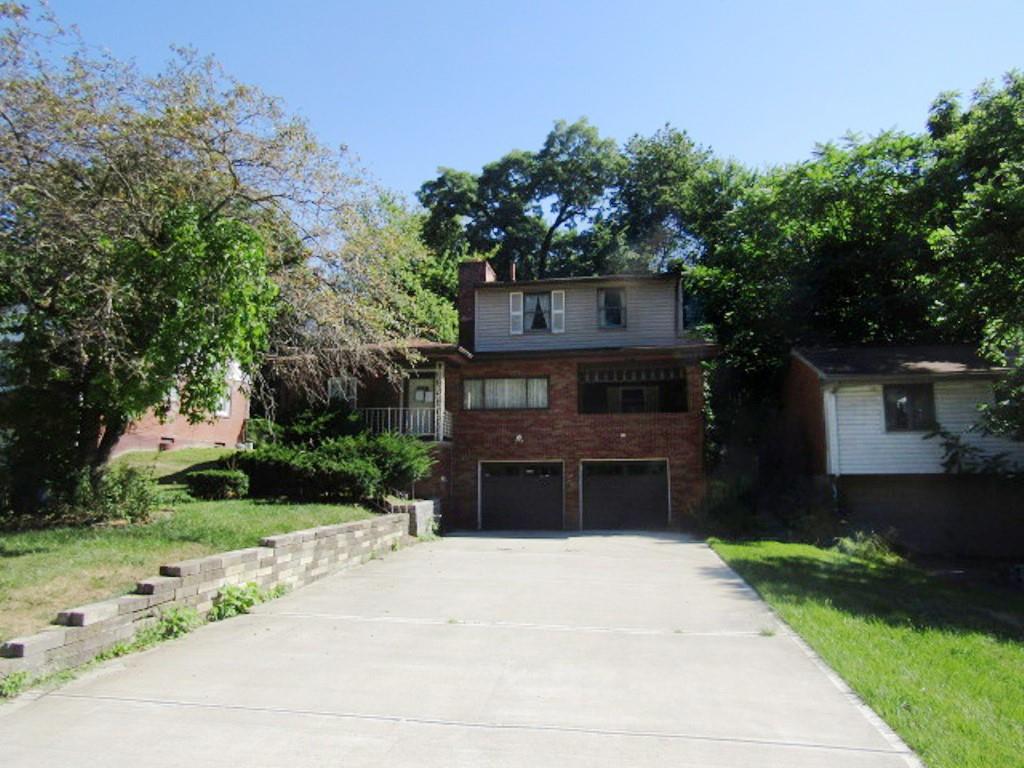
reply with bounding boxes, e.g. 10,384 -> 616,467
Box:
598,288 -> 626,328
524,292 -> 551,332
510,290 -> 564,335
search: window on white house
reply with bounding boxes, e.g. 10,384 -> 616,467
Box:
463,377 -> 548,410
883,384 -> 936,431
523,292 -> 551,332
597,288 -> 626,328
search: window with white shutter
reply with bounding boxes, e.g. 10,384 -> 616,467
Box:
551,290 -> 565,334
509,291 -> 523,335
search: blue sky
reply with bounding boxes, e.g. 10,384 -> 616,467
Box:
49,1 -> 1024,199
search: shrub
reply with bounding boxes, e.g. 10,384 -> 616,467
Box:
59,465 -> 158,526
208,582 -> 285,621
833,530 -> 903,566
365,432 -> 435,492
184,469 -> 249,500
244,417 -> 281,447
692,475 -> 757,536
0,671 -> 29,699
235,439 -> 382,501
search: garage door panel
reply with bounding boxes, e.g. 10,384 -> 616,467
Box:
582,461 -> 667,530
481,462 -> 563,530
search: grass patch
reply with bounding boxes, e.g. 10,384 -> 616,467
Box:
711,539 -> 1024,768
115,447 -> 236,497
0,445 -> 373,641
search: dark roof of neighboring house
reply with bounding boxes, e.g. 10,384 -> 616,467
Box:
478,272 -> 678,289
366,339 -> 472,362
792,345 -> 1008,382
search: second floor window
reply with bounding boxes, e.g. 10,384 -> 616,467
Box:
578,365 -> 688,414
598,288 -> 626,328
464,377 -> 549,410
524,292 -> 551,332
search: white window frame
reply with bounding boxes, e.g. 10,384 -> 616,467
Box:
597,287 -> 626,329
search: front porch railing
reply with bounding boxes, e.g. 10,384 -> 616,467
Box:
358,407 -> 452,441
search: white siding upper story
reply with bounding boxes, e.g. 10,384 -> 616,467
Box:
825,379 -> 1024,475
473,278 -> 686,352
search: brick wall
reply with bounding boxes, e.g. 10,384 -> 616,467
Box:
779,355 -> 828,476
0,514 -> 413,685
443,356 -> 706,530
112,380 -> 248,456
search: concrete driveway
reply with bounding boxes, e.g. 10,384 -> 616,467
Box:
0,533 -> 919,767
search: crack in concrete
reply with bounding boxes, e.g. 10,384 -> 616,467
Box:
49,692 -> 914,758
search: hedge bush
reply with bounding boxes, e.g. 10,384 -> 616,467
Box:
234,433 -> 433,502
185,469 -> 250,500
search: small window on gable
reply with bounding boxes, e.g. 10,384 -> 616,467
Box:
883,384 -> 936,432
598,288 -> 626,328
524,292 -> 551,332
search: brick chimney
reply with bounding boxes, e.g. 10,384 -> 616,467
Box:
458,260 -> 496,352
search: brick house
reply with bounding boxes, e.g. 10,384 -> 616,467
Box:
781,346 -> 1024,556
347,261 -> 717,531
112,363 -> 249,456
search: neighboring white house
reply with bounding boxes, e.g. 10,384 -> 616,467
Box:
783,346 -> 1024,556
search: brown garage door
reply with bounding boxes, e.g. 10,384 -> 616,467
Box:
480,462 -> 563,530
581,461 -> 668,530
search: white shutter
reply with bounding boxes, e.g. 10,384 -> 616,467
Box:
551,290 -> 565,334
509,291 -> 523,335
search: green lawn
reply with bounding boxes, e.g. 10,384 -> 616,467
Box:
0,448 -> 372,642
711,540 -> 1024,768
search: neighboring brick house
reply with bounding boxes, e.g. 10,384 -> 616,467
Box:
112,364 -> 249,456
781,347 -> 1024,556
347,261 -> 717,531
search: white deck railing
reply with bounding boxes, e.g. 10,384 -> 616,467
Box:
358,407 -> 452,441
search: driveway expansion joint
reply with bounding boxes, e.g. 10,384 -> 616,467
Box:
48,692 -> 916,759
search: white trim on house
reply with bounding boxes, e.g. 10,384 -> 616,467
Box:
476,459 -> 566,531
578,458 -> 671,530
551,290 -> 565,334
508,291 -> 523,335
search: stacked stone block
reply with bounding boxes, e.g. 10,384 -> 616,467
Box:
0,513 -> 411,684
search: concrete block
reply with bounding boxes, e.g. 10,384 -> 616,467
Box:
117,595 -> 153,615
57,599 -> 120,627
135,575 -> 183,596
1,628 -> 67,658
159,559 -> 203,577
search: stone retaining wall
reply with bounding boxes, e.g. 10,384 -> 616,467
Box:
0,513 -> 410,683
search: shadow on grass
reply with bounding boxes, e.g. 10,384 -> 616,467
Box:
158,460 -> 225,488
712,541 -> 1024,644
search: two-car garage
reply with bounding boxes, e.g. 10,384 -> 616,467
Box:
479,460 -> 669,530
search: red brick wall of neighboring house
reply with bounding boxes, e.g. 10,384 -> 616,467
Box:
443,355 -> 706,530
112,382 -> 248,456
457,260 -> 496,352
779,355 -> 828,476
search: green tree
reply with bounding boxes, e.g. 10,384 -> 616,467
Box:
921,73 -> 1024,440
0,6 -> 419,511
418,119 -> 624,279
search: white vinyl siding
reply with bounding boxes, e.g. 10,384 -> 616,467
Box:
830,380 -> 1024,475
476,280 -> 680,352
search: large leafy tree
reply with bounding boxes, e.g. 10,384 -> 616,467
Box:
418,119 -> 623,279
921,73 -> 1024,440
0,6 -> 418,511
